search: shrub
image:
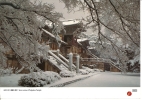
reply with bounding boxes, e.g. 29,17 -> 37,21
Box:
0,68 -> 13,76
85,68 -> 94,73
79,69 -> 89,75
82,66 -> 94,73
18,71 -> 61,87
94,68 -> 100,72
18,75 -> 46,87
60,70 -> 76,77
43,71 -> 61,83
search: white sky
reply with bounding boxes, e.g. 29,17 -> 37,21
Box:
31,0 -> 95,35
32,0 -> 89,20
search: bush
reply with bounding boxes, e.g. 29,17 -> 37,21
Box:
18,75 -> 46,87
0,68 -> 13,76
94,68 -> 100,72
133,68 -> 140,73
79,69 -> 89,75
18,71 -> 61,87
60,70 -> 76,77
85,68 -> 94,73
82,66 -> 94,73
43,71 -> 61,83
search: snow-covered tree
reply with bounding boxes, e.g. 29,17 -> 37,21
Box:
61,0 -> 140,71
0,0 -> 63,73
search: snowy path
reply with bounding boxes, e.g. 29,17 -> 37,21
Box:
64,72 -> 140,87
0,74 -> 25,87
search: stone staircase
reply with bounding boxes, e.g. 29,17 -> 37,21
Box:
81,57 -> 123,72
79,41 -> 123,72
47,49 -> 123,72
48,56 -> 68,71
47,50 -> 76,71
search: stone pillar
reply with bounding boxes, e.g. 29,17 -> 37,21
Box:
76,55 -> 80,73
68,52 -> 73,71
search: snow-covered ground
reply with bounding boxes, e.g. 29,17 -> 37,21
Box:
0,74 -> 26,87
45,72 -> 99,87
65,72 -> 140,87
0,72 -> 99,87
0,72 -> 140,87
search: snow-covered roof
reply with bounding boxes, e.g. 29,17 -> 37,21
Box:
62,19 -> 81,26
45,19 -> 81,27
77,38 -> 88,42
89,40 -> 112,45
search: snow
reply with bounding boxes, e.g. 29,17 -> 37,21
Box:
82,66 -> 94,73
68,52 -> 73,71
0,72 -> 98,87
62,19 -> 81,26
47,50 -> 76,71
88,46 -> 95,49
45,19 -> 81,28
129,54 -> 140,66
48,51 -> 69,69
48,56 -> 68,71
58,53 -> 76,69
133,68 -> 140,73
0,68 -> 13,76
42,28 -> 67,44
45,72 -> 97,87
0,74 -> 26,87
77,38 -> 88,42
89,40 -> 96,43
18,71 -> 61,87
95,0 -> 100,2
1,72 -> 139,87
37,43 -> 50,60
89,40 -> 112,45
0,71 -> 61,87
42,28 -> 55,38
65,72 -> 140,87
59,54 -> 69,62
92,68 -> 103,72
79,69 -> 89,75
60,70 -> 76,77
77,42 -> 82,46
45,21 -> 53,28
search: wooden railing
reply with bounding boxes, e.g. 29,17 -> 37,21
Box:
50,50 -> 76,70
81,58 -> 104,62
81,57 -> 123,71
51,49 -> 123,72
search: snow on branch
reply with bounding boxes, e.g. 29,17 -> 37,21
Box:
0,2 -> 20,9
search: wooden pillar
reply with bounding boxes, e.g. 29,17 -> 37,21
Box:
45,61 -> 48,71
